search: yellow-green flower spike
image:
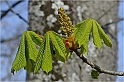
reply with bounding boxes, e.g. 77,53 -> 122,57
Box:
58,8 -> 74,36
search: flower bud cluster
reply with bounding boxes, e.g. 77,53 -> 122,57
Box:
58,8 -> 74,36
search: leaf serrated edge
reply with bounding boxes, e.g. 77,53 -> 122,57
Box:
92,20 -> 102,49
41,32 -> 52,73
96,22 -> 112,48
25,31 -> 38,62
34,35 -> 46,73
74,18 -> 92,47
28,31 -> 43,46
49,31 -> 66,62
11,33 -> 26,74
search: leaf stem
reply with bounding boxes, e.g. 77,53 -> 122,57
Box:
74,49 -> 124,76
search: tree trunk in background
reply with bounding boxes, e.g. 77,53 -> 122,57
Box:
26,0 -> 118,82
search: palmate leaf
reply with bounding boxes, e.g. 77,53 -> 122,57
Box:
41,32 -> 52,73
75,18 -> 92,47
74,18 -> 112,55
11,33 -> 26,74
11,31 -> 40,73
74,18 -> 92,54
49,31 -> 66,62
34,31 -> 67,73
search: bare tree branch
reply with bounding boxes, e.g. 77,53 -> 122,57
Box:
101,18 -> 124,40
97,2 -> 118,21
5,0 -> 28,24
74,49 -> 124,76
1,34 -> 21,43
1,0 -> 23,19
104,18 -> 124,26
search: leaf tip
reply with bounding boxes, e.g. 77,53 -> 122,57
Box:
11,68 -> 15,74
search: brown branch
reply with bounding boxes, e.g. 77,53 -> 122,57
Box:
74,49 -> 124,76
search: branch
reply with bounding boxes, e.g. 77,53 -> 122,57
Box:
104,18 -> 124,26
101,18 -> 124,40
1,0 -> 23,19
1,34 -> 21,43
97,2 -> 118,21
74,49 -> 124,76
5,0 -> 28,24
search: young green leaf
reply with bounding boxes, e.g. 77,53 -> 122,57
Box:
74,18 -> 112,54
41,32 -> 52,73
24,37 -> 33,73
81,44 -> 88,54
11,33 -> 26,74
74,18 -> 92,47
28,31 -> 42,46
91,70 -> 99,79
25,31 -> 38,62
96,22 -> 112,48
24,59 -> 33,73
92,21 -> 102,49
65,48 -> 71,59
49,31 -> 66,62
34,36 -> 46,73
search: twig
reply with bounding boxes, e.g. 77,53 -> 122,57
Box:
97,2 -> 118,21
74,49 -> 124,76
1,34 -> 21,43
104,18 -> 124,26
5,0 -> 28,24
1,0 -> 23,19
101,18 -> 124,40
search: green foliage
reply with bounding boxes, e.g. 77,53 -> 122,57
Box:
11,33 -> 26,74
28,31 -> 43,46
34,32 -> 53,73
34,31 -> 68,73
91,70 -> 99,79
11,31 -> 42,74
25,31 -> 38,62
49,31 -> 66,62
34,35 -> 46,73
75,18 -> 112,54
41,33 -> 52,73
81,44 -> 88,55
11,18 -> 113,77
